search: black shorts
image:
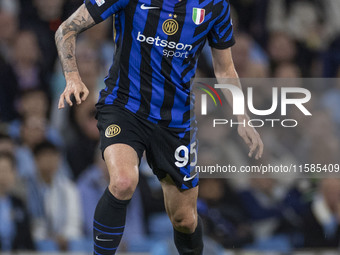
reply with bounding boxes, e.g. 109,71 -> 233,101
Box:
96,105 -> 198,190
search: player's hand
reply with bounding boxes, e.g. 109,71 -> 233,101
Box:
58,73 -> 89,109
237,115 -> 263,160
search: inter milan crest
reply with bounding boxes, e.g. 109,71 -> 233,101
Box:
162,19 -> 179,35
192,8 -> 205,25
105,124 -> 121,138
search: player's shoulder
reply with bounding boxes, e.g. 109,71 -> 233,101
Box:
210,0 -> 232,17
207,0 -> 231,6
205,0 -> 231,12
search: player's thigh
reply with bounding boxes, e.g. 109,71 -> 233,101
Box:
104,143 -> 139,180
161,176 -> 198,232
97,106 -> 148,196
104,144 -> 139,198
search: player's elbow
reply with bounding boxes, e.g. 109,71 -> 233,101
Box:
55,23 -> 65,45
55,22 -> 74,44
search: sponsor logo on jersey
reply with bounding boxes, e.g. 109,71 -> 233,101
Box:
105,124 -> 121,138
95,0 -> 105,7
162,19 -> 179,35
192,8 -> 205,25
137,32 -> 193,58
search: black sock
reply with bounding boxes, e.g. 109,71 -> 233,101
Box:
93,188 -> 130,255
174,217 -> 204,255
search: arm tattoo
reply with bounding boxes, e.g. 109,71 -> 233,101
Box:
55,5 -> 95,76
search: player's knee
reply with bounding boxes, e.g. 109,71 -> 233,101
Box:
171,210 -> 197,234
109,174 -> 137,200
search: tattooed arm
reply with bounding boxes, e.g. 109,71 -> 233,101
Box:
55,4 -> 95,108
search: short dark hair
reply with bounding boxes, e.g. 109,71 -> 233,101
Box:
0,152 -> 16,168
33,141 -> 59,157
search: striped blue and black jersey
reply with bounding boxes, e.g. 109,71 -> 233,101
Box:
85,0 -> 234,128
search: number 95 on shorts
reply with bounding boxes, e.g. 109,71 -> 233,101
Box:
145,125 -> 199,190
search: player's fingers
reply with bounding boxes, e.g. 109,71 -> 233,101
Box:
74,91 -> 81,105
65,92 -> 73,107
248,134 -> 258,158
81,88 -> 89,101
256,137 -> 264,159
58,94 -> 65,109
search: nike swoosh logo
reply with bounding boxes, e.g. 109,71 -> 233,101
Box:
140,4 -> 159,10
96,236 -> 113,242
183,173 -> 198,182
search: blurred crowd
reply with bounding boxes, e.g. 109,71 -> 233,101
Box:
0,0 -> 340,253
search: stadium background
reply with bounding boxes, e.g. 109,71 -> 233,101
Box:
0,0 -> 340,254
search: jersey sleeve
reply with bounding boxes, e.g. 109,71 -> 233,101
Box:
84,0 -> 129,23
207,1 -> 235,49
